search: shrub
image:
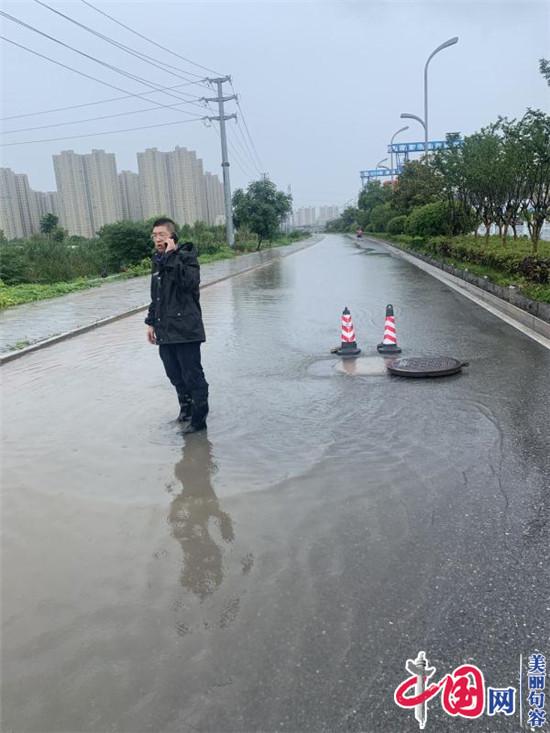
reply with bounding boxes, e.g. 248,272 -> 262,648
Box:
514,257 -> 550,283
0,242 -> 27,284
406,201 -> 450,238
98,220 -> 152,271
369,203 -> 394,232
386,215 -> 408,235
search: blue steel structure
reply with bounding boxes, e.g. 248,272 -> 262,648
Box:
387,139 -> 463,154
361,138 -> 463,185
360,168 -> 401,185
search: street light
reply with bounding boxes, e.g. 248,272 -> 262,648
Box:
400,37 -> 458,158
390,125 -> 409,181
424,37 -> 459,154
376,157 -> 388,169
400,112 -> 426,132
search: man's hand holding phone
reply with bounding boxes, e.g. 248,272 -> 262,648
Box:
164,233 -> 178,254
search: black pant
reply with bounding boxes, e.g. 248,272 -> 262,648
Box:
159,342 -> 209,426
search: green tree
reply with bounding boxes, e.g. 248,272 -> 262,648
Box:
98,220 -> 151,271
432,134 -> 479,236
325,206 -> 359,232
368,202 -> 394,232
392,160 -> 444,214
51,227 -> 66,243
232,179 -> 292,249
518,109 -> 550,254
540,58 -> 550,86
357,180 -> 392,215
461,126 -> 508,242
39,213 -> 59,239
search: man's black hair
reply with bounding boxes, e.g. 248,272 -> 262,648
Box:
152,217 -> 178,233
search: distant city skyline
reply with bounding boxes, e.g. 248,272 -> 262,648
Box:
1,141 -> 342,239
0,143 -> 228,238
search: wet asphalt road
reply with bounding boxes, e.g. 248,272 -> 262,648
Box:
0,238 -> 317,354
2,233 -> 549,733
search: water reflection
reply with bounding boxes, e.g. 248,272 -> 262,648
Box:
168,435 -> 234,600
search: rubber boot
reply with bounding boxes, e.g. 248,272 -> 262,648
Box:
182,393 -> 209,434
177,393 -> 192,423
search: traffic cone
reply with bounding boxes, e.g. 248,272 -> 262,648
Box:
336,307 -> 361,358
377,304 -> 402,354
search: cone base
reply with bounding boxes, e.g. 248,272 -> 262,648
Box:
377,343 -> 402,354
336,345 -> 361,358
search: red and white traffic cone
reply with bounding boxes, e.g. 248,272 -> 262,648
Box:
377,304 -> 401,354
336,307 -> 361,357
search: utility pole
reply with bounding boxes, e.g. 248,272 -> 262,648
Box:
203,76 -> 236,247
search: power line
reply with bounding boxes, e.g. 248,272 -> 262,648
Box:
33,0 -> 212,94
0,10 -> 206,109
232,118 -> 262,176
230,83 -> 264,171
81,0 -> 223,78
0,115 -> 205,147
2,99 -> 202,135
236,99 -> 264,171
0,36 -> 211,120
0,81 -> 203,122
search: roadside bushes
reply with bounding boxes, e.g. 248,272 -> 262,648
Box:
514,256 -> 549,284
386,215 -> 408,235
0,238 -> 106,285
405,201 -> 450,237
385,233 -> 550,285
367,203 -> 394,232
97,221 -> 151,271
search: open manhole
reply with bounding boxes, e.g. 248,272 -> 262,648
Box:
334,356 -> 388,377
386,356 -> 468,378
307,356 -> 388,378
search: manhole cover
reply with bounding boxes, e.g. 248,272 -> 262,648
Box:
386,356 -> 467,378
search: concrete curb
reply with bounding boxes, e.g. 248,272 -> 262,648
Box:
0,236 -> 321,365
350,234 -> 550,350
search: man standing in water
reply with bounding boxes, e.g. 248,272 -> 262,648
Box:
145,217 -> 209,433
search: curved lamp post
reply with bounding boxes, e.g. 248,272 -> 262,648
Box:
400,37 -> 458,157
424,37 -> 458,154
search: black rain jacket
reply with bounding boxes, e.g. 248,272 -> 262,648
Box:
145,242 -> 206,344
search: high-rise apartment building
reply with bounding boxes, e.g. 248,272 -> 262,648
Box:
0,168 -> 42,239
137,148 -> 172,221
2,145 -> 224,240
53,149 -> 122,237
292,206 -> 316,227
35,191 -> 60,219
167,146 -> 201,225
290,205 -> 340,228
318,205 -> 340,224
119,171 -> 143,221
204,172 -> 225,226
138,146 -> 224,226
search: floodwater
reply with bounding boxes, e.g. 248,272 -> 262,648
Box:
1,234 -> 549,732
0,238 -> 317,354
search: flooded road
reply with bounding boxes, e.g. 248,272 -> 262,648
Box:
0,237 -> 317,355
2,234 -> 549,732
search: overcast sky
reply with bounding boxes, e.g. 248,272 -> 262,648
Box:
1,0 -> 549,210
